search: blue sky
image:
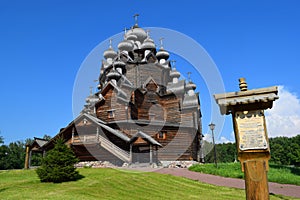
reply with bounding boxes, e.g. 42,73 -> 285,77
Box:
1,0 -> 300,144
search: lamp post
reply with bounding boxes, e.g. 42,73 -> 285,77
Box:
209,123 -> 217,167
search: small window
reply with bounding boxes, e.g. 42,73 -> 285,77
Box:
157,131 -> 166,139
107,110 -> 115,119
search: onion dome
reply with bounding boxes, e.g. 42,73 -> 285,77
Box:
186,81 -> 197,91
113,60 -> 126,69
141,37 -> 155,49
103,39 -> 117,59
170,68 -> 181,79
156,49 -> 169,60
126,34 -> 138,41
103,61 -> 112,70
107,68 -> 121,80
103,47 -> 117,59
125,27 -> 147,42
118,39 -> 134,52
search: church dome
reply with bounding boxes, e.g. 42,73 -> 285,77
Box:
125,27 -> 147,42
156,49 -> 170,60
103,61 -> 112,70
126,34 -> 138,41
107,68 -> 121,80
170,68 -> 181,78
118,39 -> 134,52
113,60 -> 126,69
186,81 -> 196,91
141,37 -> 156,49
103,47 -> 117,59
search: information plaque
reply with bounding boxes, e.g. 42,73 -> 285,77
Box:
235,110 -> 268,151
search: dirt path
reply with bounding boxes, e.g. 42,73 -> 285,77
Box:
154,168 -> 300,198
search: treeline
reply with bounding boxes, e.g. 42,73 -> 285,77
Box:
0,135 -> 51,170
205,134 -> 300,166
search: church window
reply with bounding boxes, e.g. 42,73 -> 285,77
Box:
107,110 -> 115,119
157,131 -> 166,139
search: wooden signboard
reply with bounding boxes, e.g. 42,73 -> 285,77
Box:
234,110 -> 268,151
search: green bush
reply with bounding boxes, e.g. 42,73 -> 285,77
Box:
36,138 -> 80,183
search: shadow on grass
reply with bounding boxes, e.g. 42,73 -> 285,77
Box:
270,193 -> 293,200
74,173 -> 85,181
39,173 -> 85,184
0,188 -> 7,193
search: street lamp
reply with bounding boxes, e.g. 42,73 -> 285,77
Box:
209,122 -> 217,167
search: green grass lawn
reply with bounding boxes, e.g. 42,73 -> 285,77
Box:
0,168 -> 297,200
0,168 -> 239,200
189,162 -> 300,186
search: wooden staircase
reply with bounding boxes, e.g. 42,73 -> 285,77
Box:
98,135 -> 130,163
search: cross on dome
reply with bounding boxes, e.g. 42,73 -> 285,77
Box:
109,38 -> 113,48
187,72 -> 192,82
159,37 -> 164,49
171,60 -> 176,69
133,14 -> 139,26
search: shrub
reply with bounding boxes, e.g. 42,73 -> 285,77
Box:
36,138 -> 80,183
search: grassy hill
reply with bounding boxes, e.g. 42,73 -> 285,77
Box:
0,168 -> 298,200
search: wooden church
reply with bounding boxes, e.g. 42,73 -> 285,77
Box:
26,20 -> 203,167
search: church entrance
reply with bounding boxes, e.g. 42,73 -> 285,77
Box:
129,131 -> 161,164
132,145 -> 150,163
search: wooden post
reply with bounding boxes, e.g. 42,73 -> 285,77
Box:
244,160 -> 269,200
149,144 -> 153,164
129,144 -> 133,164
24,145 -> 30,169
214,78 -> 279,200
28,150 -> 32,168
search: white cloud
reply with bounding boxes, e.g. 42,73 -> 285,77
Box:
217,136 -> 233,144
203,133 -> 212,142
265,86 -> 300,138
203,132 -> 235,144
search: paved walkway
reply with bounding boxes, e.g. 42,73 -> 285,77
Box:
153,168 -> 300,198
124,167 -> 300,198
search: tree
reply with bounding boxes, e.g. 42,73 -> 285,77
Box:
0,141 -> 25,170
6,141 -> 26,169
36,138 -> 80,183
42,134 -> 52,141
0,145 -> 10,170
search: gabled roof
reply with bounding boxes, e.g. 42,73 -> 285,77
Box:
130,131 -> 162,146
101,81 -> 128,99
33,137 -> 48,147
42,113 -> 130,149
214,86 -> 279,115
29,137 -> 49,151
78,114 -> 130,142
143,76 -> 158,88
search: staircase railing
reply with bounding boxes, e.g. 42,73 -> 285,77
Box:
98,135 -> 130,162
75,134 -> 130,162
